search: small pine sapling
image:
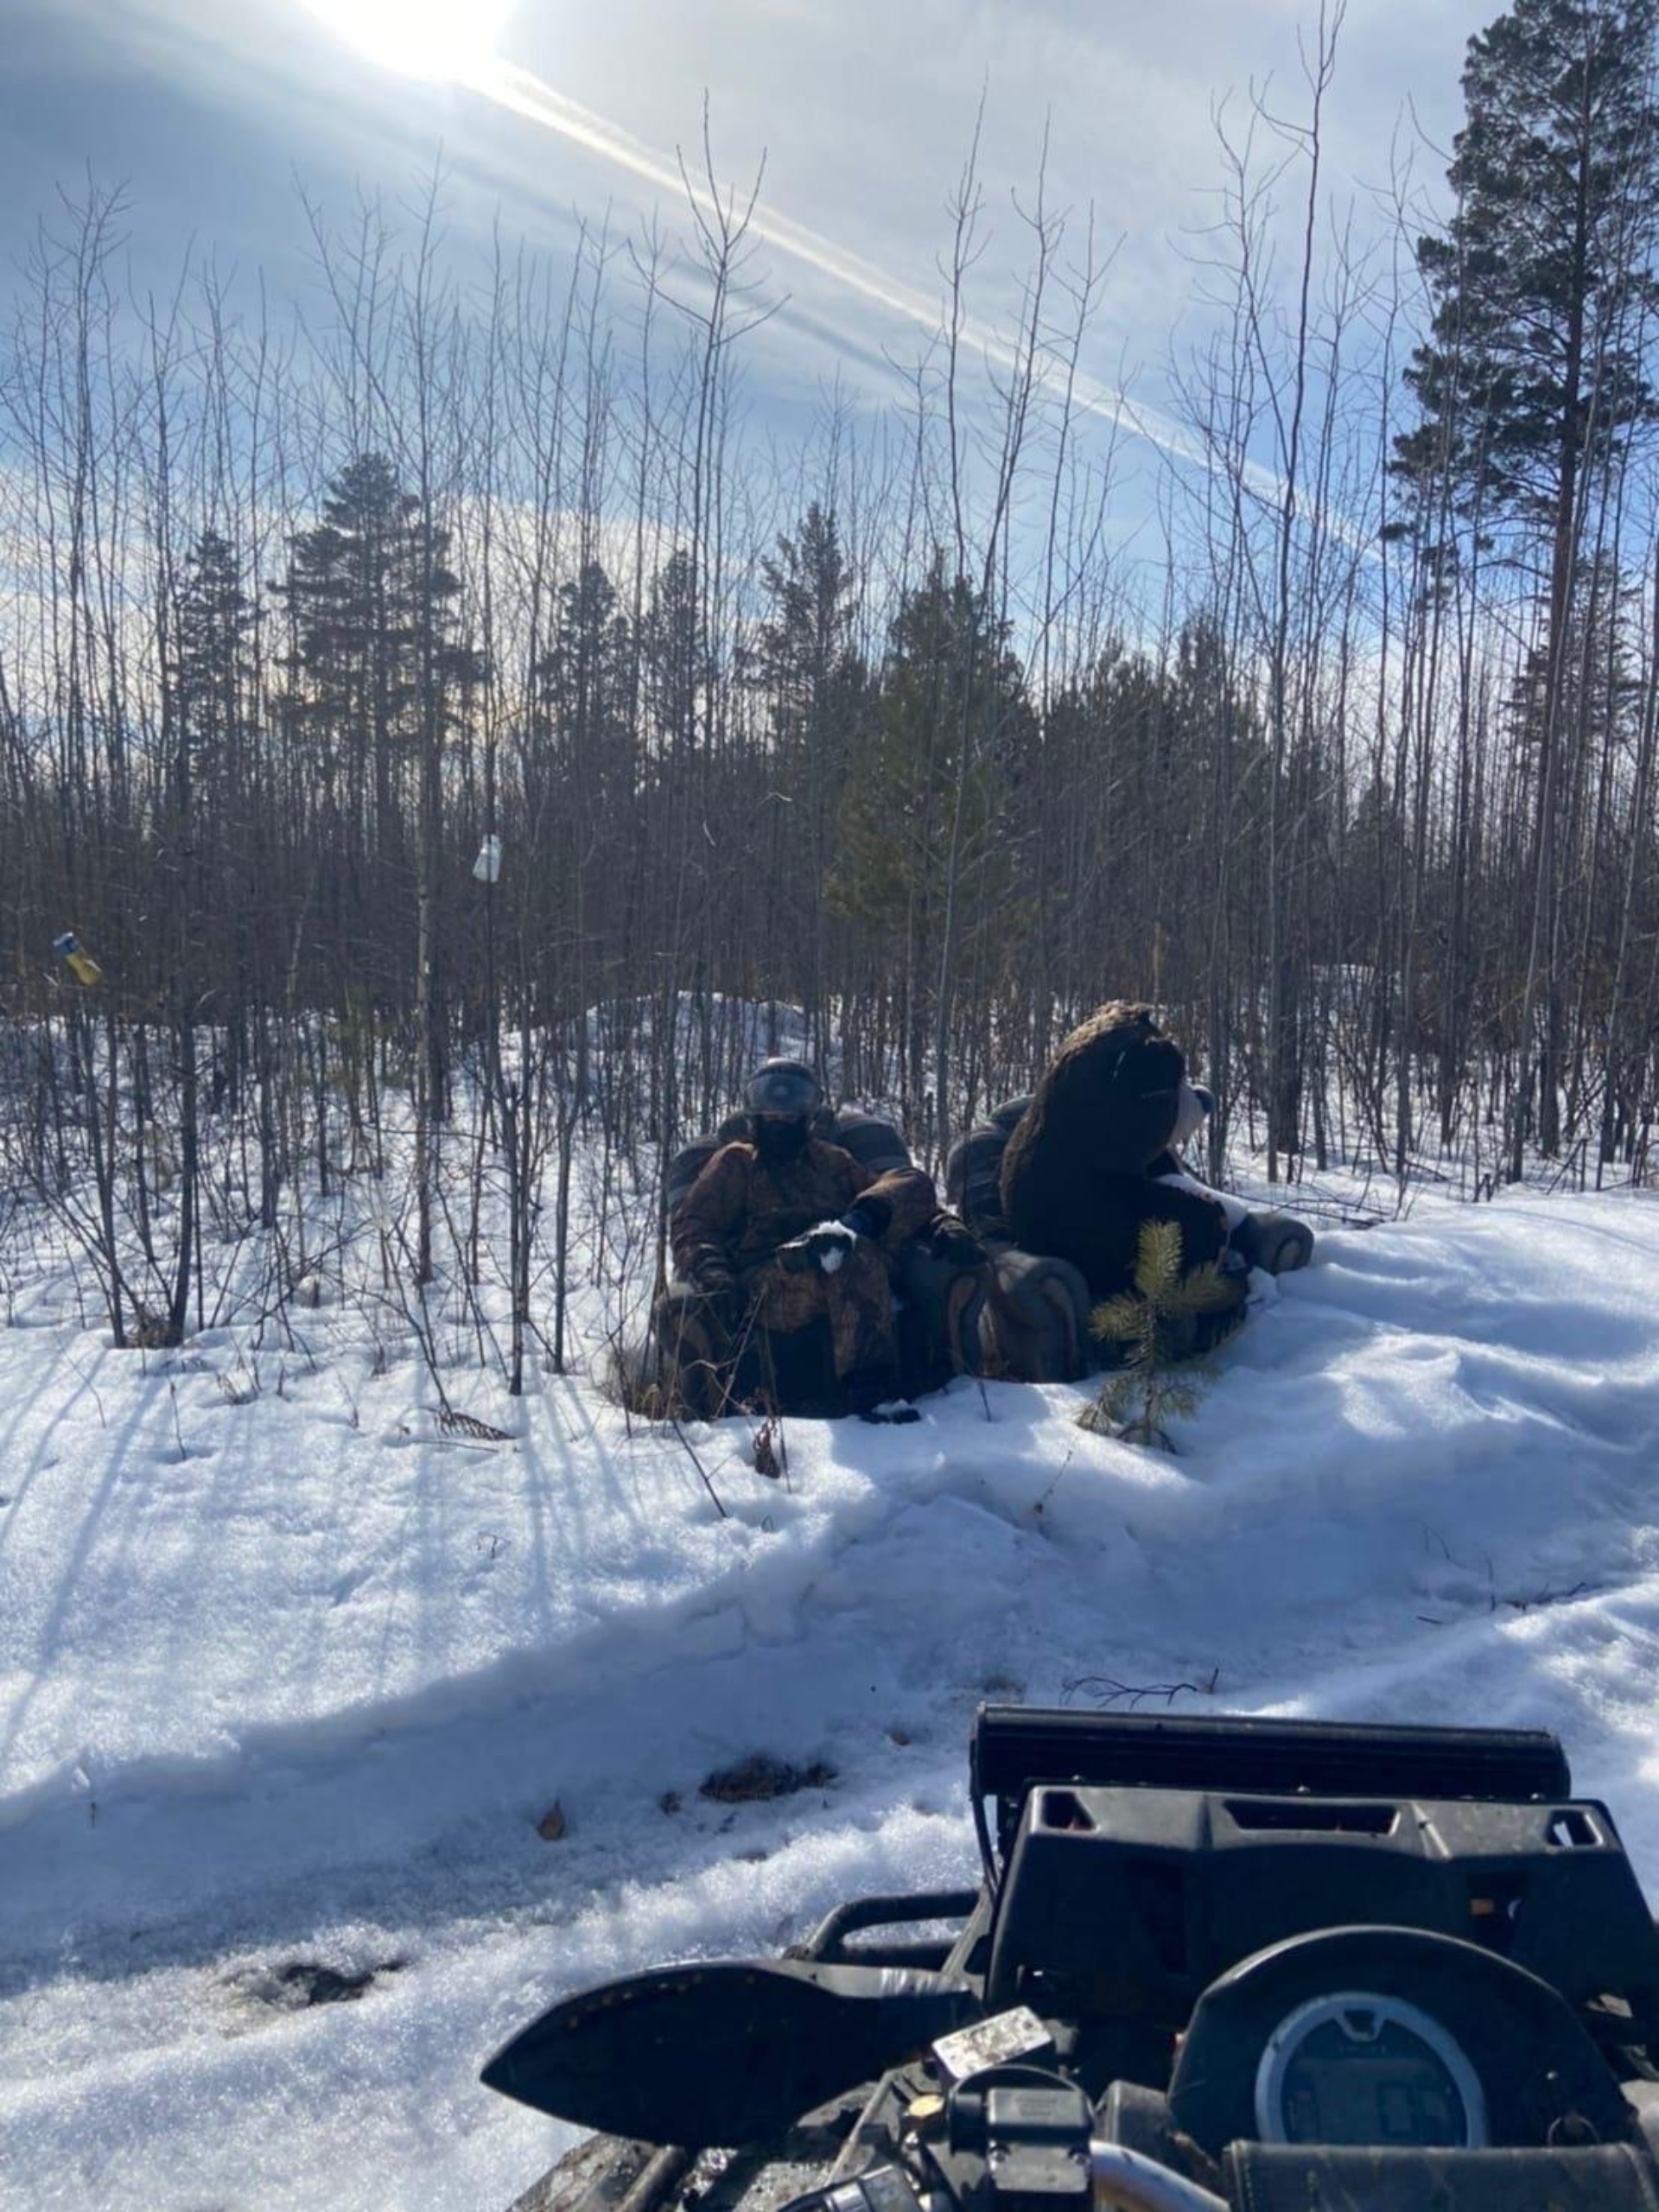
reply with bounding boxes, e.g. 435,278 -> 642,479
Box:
1077,1219 -> 1242,1450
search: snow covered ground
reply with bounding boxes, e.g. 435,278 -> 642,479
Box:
4,1175 -> 1659,2209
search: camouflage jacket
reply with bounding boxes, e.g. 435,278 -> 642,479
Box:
671,1137 -> 937,1279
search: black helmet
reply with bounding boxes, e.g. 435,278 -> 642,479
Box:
746,1058 -> 823,1119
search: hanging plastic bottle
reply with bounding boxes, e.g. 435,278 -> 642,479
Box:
53,931 -> 103,987
473,834 -> 503,884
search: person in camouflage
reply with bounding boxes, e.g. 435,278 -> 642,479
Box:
671,1059 -> 938,1421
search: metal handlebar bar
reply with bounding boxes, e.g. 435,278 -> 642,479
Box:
1090,2143 -> 1230,2212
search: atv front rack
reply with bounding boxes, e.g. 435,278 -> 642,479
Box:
969,1704 -> 1572,1873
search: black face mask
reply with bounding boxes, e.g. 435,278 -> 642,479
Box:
753,1115 -> 811,1165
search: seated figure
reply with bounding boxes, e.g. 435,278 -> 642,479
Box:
947,1004 -> 1315,1382
1001,1001 -> 1241,1308
667,1059 -> 954,1423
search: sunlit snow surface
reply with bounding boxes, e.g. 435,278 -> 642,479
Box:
3,1190 -> 1659,2206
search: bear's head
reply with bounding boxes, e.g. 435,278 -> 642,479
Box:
1033,1001 -> 1189,1173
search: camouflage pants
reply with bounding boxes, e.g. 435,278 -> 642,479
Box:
741,1238 -> 898,1383
652,1282 -> 733,1419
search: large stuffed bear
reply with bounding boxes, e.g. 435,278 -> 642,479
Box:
999,1001 -> 1247,1321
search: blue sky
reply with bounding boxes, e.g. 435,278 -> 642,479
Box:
3,0 -> 1492,462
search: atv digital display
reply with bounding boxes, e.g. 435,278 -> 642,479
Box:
1255,1991 -> 1487,2149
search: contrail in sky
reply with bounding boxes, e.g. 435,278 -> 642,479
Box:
467,57 -> 1232,483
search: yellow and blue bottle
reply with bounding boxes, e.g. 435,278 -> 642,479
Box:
53,931 -> 103,987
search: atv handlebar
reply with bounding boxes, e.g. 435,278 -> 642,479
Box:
1090,2145 -> 1228,2212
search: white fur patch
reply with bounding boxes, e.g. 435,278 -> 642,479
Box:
1172,1082 -> 1210,1151
810,1219 -> 856,1273
1156,1165 -> 1253,1232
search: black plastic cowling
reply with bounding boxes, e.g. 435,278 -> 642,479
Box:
969,1705 -> 1573,1871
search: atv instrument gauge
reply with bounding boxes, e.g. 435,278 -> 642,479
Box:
1253,1989 -> 1488,2149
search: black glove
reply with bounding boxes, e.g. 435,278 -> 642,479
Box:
925,1212 -> 988,1268
690,1252 -> 738,1302
841,1194 -> 892,1240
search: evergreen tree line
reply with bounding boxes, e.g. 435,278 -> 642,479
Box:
3,0 -> 1659,1356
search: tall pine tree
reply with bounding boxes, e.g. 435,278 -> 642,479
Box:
1393,0 -> 1659,1164
1395,0 -> 1659,537
753,505 -> 868,1024
531,557 -> 638,1009
272,453 -> 473,863
172,529 -> 253,795
833,555 -> 1033,1116
272,454 -> 479,1224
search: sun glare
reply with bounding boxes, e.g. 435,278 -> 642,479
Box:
302,0 -> 512,83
